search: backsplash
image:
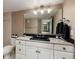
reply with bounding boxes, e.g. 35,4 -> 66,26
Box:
23,33 -> 56,38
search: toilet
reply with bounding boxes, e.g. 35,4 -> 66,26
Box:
3,37 -> 17,59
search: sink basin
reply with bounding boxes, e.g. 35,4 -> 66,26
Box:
30,38 -> 50,41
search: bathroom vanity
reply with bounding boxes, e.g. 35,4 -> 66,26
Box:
15,36 -> 74,59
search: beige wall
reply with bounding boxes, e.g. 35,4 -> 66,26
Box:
53,0 -> 75,39
63,0 -> 75,39
53,9 -> 62,34
3,12 -> 12,46
12,11 -> 24,36
25,19 -> 39,34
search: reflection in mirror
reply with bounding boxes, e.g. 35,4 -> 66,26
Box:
24,18 -> 52,34
41,19 -> 52,34
24,7 -> 63,35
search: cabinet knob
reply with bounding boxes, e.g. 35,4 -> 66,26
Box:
36,50 -> 38,53
19,49 -> 21,51
63,47 -> 66,50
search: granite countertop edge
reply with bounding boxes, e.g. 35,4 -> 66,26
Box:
16,38 -> 74,46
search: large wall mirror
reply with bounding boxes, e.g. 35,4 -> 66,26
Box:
24,5 -> 63,35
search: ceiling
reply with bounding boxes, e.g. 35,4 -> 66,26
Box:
3,0 -> 64,12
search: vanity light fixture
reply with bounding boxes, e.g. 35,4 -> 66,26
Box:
33,8 -> 52,15
32,5 -> 58,15
33,5 -> 45,15
40,10 -> 44,14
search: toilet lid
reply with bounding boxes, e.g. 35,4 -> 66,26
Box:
3,45 -> 14,56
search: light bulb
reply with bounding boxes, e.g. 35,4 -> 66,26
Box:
48,8 -> 52,13
41,10 -> 44,14
33,10 -> 37,15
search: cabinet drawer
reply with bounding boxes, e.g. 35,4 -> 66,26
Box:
16,45 -> 25,55
16,40 -> 25,45
39,48 -> 53,59
16,54 -> 25,59
54,44 -> 74,53
26,41 -> 53,49
54,51 -> 74,59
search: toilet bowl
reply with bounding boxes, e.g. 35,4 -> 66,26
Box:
3,37 -> 16,59
3,45 -> 15,59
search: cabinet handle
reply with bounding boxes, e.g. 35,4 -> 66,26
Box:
36,50 -> 40,53
38,51 -> 40,53
63,47 -> 66,50
19,49 -> 21,51
62,57 -> 65,59
36,50 -> 38,53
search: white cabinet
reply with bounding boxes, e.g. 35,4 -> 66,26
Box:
15,39 -> 74,59
54,44 -> 74,59
39,48 -> 53,59
54,51 -> 74,59
26,46 -> 38,59
54,44 -> 74,53
16,40 -> 26,59
26,46 -> 53,59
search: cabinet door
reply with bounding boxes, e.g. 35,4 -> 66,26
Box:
39,48 -> 53,59
54,51 -> 74,59
16,45 -> 25,55
26,46 -> 38,59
